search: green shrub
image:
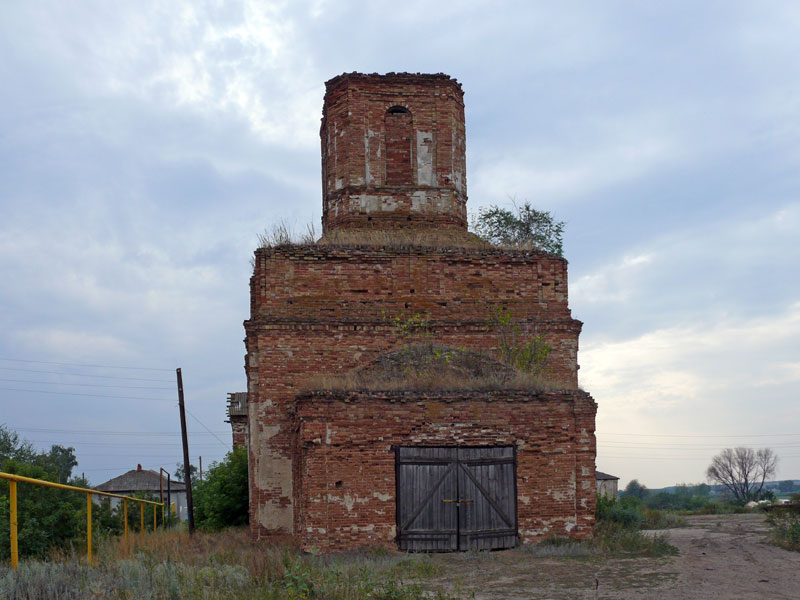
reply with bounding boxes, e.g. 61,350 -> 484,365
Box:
0,461 -> 84,561
193,446 -> 249,530
642,508 -> 688,529
593,521 -> 678,557
596,495 -> 643,530
766,506 -> 800,551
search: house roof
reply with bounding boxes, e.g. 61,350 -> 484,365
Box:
595,471 -> 619,481
95,465 -> 186,493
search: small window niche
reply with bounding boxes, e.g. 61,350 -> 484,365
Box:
385,106 -> 413,185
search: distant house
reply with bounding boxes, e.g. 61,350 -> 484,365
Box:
226,392 -> 248,447
596,471 -> 620,499
95,464 -> 188,521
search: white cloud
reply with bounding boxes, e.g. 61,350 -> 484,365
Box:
12,328 -> 133,361
583,303 -> 800,485
571,253 -> 653,304
470,109 -> 689,207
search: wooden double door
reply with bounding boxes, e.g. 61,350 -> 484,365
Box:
396,446 -> 518,552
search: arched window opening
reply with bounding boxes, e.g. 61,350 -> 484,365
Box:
385,107 -> 413,185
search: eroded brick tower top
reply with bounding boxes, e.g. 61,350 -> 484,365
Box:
320,73 -> 467,234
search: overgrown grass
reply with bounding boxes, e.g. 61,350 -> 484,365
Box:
766,506 -> 800,552
680,502 -> 748,515
585,496 -> 680,558
524,522 -> 678,560
592,522 -> 678,557
0,528 -> 461,600
596,495 -> 688,531
254,221 -> 557,253
304,344 -> 571,393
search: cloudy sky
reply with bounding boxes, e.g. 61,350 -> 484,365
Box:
1,1 -> 798,489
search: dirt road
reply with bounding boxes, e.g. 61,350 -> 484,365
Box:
429,513 -> 800,599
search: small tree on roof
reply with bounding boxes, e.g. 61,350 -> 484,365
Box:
472,200 -> 565,256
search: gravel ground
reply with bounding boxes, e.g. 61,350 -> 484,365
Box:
425,513 -> 800,599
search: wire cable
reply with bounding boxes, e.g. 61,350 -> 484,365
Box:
0,387 -> 172,401
0,357 -> 173,372
186,409 -> 231,448
0,366 -> 174,383
11,426 -> 228,436
603,431 -> 800,438
0,377 -> 173,390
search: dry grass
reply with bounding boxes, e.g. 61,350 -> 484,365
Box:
256,222 -> 556,254
318,227 -> 486,249
304,344 -> 572,393
2,528 -> 460,600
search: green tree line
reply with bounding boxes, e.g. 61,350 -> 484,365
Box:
2,424 -> 249,561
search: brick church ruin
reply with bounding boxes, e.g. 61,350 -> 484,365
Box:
244,72 -> 597,551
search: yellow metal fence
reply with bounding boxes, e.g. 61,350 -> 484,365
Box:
1,471 -> 165,569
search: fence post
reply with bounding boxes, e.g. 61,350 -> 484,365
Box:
124,498 -> 128,540
140,502 -> 144,533
153,503 -> 156,532
86,493 -> 92,566
9,480 -> 18,569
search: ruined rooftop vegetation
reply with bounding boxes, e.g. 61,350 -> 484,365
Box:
303,344 -> 573,393
256,222 -> 564,254
256,222 -> 318,248
256,222 -> 486,250
471,201 -> 565,257
317,227 -> 486,249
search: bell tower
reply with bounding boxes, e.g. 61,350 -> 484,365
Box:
320,73 -> 467,234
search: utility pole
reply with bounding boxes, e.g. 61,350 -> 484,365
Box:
167,472 -> 171,524
176,368 -> 195,534
199,456 -> 203,480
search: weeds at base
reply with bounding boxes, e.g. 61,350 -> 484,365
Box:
766,508 -> 800,552
0,528 -> 462,600
523,523 -> 678,559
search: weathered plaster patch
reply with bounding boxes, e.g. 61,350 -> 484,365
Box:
416,131 -> 434,185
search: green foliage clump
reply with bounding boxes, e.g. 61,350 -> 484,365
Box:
620,479 -> 649,501
592,521 -> 678,557
488,305 -> 551,375
193,446 -> 249,530
620,480 -> 754,515
472,201 -> 565,256
596,495 -> 644,530
766,505 -> 800,551
0,425 -> 91,561
0,460 -> 85,561
596,494 -> 687,530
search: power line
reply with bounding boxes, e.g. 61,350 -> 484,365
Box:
600,454 -> 708,462
81,459 -> 203,473
0,387 -> 172,401
599,441 -> 800,449
11,427 -> 228,436
0,366 -> 174,382
600,454 -> 800,460
602,432 -> 800,438
186,409 -> 230,448
26,439 -> 224,448
0,377 -> 173,390
0,357 -> 173,372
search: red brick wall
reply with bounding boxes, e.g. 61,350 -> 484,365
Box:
294,390 -> 597,551
230,416 -> 247,448
320,73 -> 467,232
244,245 -> 584,542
